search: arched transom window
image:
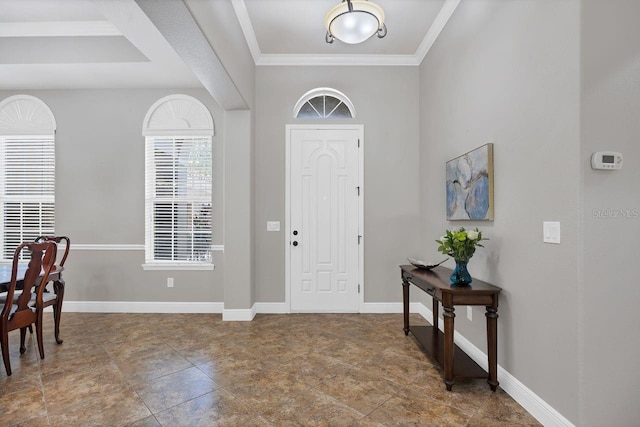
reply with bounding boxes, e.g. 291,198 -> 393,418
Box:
293,88 -> 356,119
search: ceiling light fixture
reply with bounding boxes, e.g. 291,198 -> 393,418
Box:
325,0 -> 387,45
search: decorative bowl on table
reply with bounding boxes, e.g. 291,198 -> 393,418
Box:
407,257 -> 448,270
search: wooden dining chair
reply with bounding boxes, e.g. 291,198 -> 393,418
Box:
34,235 -> 70,344
0,241 -> 57,376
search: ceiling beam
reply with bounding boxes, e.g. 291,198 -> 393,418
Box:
134,0 -> 248,110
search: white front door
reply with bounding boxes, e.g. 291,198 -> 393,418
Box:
287,126 -> 362,312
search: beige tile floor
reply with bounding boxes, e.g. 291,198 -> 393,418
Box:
0,312 -> 541,426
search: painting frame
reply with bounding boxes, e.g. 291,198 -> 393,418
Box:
446,143 -> 494,221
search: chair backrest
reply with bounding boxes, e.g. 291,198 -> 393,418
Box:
0,241 -> 57,323
35,235 -> 70,267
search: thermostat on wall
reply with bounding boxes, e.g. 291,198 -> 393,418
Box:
591,151 -> 623,170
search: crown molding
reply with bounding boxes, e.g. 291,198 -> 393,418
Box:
232,0 -> 460,67
0,21 -> 121,38
256,54 -> 420,67
415,0 -> 461,64
230,0 -> 262,63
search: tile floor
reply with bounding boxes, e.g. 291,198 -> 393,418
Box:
0,312 -> 541,426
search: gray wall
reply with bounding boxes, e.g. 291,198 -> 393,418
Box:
0,88 -> 226,303
418,0 -> 581,423
581,1 -> 640,425
7,1 -> 640,422
254,66 -> 421,303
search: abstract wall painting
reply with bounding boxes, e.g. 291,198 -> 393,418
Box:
446,143 -> 494,221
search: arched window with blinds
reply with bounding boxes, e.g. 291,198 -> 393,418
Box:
142,95 -> 214,270
0,95 -> 56,260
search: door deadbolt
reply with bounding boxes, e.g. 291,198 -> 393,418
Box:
292,241 -> 299,246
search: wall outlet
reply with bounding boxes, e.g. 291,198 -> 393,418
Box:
167,277 -> 174,288
467,306 -> 472,321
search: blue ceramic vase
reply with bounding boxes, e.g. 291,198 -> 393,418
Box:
450,258 -> 472,286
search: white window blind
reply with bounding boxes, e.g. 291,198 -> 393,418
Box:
0,136 -> 55,261
145,136 -> 212,264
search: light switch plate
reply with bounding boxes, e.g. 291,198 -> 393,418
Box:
267,221 -> 280,232
543,221 -> 561,244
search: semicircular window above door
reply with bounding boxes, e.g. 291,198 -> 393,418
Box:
293,88 -> 356,119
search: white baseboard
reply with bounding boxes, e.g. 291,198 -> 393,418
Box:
410,301 -> 431,318
254,302 -> 289,314
497,359 -> 575,427
419,304 -> 574,427
222,305 -> 257,321
61,301 -> 420,316
360,302 -> 429,315
360,302 -> 401,313
63,301 -> 223,313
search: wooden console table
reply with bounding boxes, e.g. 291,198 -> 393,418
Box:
401,264 -> 501,391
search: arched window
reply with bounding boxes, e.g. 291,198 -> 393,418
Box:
293,88 -> 356,119
0,95 -> 56,260
142,95 -> 214,269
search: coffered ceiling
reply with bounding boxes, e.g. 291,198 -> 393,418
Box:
0,0 -> 459,90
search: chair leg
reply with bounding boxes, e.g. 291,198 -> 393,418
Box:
20,327 -> 27,354
1,330 -> 11,376
28,325 -> 33,334
36,316 -> 45,360
53,279 -> 65,344
52,302 -> 63,344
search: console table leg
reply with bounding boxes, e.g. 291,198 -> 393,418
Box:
443,306 -> 455,391
402,279 -> 410,336
486,306 -> 499,391
432,298 -> 439,331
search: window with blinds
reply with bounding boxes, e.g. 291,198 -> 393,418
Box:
0,136 -> 55,261
145,136 -> 212,264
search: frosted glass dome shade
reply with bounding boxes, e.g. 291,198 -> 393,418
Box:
325,0 -> 386,44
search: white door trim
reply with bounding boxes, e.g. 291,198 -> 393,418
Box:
285,124 -> 364,313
